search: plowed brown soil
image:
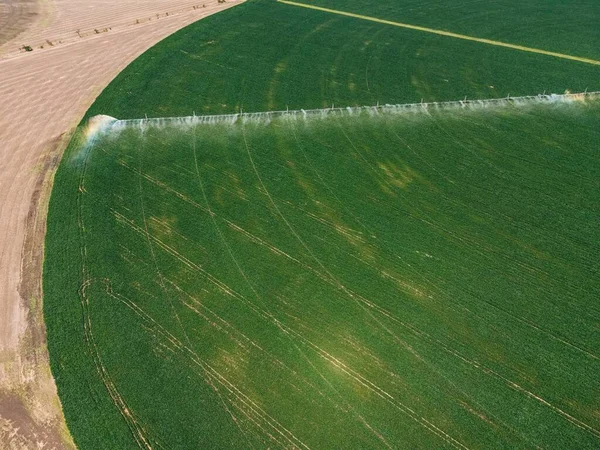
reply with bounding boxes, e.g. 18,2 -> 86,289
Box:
0,0 -> 242,448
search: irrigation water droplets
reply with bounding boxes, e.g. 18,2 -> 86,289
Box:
69,114 -> 119,164
88,91 -> 599,135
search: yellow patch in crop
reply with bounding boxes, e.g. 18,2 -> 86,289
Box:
377,161 -> 418,190
267,58 -> 289,110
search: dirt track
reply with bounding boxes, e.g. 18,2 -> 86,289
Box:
0,0 -> 241,448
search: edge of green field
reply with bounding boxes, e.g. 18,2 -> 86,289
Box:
44,0 -> 600,448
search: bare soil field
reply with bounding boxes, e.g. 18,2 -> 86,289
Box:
0,0 -> 241,448
0,0 -> 234,56
0,0 -> 40,47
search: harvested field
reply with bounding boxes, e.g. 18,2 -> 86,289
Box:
0,0 -> 241,448
0,0 -> 39,47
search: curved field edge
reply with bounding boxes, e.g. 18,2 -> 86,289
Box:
44,0 -> 600,448
1,2 -> 242,449
40,4 -> 259,450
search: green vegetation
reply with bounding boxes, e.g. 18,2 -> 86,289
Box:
82,0 -> 599,120
286,0 -> 600,60
46,101 -> 600,448
45,0 -> 600,448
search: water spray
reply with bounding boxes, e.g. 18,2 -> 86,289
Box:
88,91 -> 600,134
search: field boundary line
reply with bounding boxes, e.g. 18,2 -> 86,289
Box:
277,0 -> 600,66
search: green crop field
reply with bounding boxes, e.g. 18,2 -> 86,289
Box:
44,0 -> 600,448
80,0 -> 600,120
